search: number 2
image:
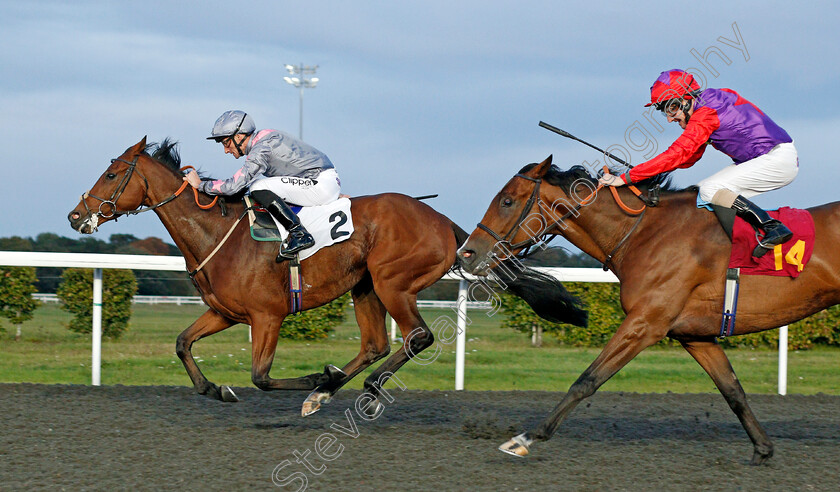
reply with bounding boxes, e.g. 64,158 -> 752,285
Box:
329,211 -> 350,240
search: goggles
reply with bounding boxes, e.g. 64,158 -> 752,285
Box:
656,99 -> 684,117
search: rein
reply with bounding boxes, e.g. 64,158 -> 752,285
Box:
608,183 -> 647,214
477,168 -> 653,270
80,156 -> 218,220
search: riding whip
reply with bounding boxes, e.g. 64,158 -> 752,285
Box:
538,121 -> 634,169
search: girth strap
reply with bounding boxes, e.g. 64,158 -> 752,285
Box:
719,267 -> 741,338
289,255 -> 303,314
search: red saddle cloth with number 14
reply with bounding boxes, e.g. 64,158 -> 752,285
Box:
729,207 -> 815,277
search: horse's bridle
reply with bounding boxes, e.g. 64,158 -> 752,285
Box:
476,173 -> 542,251
80,156 -> 146,219
477,173 -> 580,257
79,155 -> 211,222
476,172 -> 654,269
78,151 -> 236,277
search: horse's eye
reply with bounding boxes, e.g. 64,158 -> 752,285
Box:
501,197 -> 513,208
106,173 -> 116,180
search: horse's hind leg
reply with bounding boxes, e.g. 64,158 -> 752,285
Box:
679,337 -> 774,465
355,292 -> 433,418
249,314 -> 340,392
175,309 -> 239,402
302,277 -> 391,416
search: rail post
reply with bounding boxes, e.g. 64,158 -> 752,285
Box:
455,279 -> 469,390
91,268 -> 103,386
778,325 -> 788,395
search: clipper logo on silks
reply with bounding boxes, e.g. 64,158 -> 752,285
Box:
280,177 -> 317,187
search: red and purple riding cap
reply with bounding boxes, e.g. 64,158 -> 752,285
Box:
645,69 -> 701,107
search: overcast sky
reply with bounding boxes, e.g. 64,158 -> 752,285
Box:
3,1 -> 838,254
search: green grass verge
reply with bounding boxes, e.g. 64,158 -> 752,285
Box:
1,304 -> 838,395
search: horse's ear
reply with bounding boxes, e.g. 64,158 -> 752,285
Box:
126,136 -> 147,155
533,155 -> 553,177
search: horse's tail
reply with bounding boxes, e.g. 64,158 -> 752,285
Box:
498,265 -> 588,327
450,222 -> 470,249
448,221 -> 471,277
448,221 -> 588,328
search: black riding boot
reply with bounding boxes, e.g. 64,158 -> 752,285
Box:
250,190 -> 315,262
732,195 -> 793,257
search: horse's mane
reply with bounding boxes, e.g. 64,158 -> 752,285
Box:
143,138 -> 183,178
142,138 -> 248,203
517,163 -> 697,196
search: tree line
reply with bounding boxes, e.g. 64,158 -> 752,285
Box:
0,233 -> 196,295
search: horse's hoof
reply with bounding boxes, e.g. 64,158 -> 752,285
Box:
499,433 -> 532,458
324,364 -> 346,383
301,391 -> 332,417
220,386 -> 239,403
360,396 -> 383,418
749,447 -> 774,466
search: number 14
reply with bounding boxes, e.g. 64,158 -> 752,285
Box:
774,239 -> 806,272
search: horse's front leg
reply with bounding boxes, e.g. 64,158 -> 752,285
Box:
500,313 -> 665,457
678,337 -> 774,465
175,309 -> 239,402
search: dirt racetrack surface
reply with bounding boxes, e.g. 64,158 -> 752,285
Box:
1,384 -> 838,491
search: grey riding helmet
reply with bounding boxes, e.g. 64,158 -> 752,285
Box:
207,110 -> 256,142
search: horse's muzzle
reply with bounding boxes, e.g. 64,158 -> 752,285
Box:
456,244 -> 492,276
68,209 -> 97,234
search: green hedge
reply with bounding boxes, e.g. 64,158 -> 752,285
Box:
501,282 -> 840,349
56,268 -> 138,339
278,293 -> 350,340
0,266 -> 40,338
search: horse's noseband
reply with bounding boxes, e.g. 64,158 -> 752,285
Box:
80,156 -> 148,220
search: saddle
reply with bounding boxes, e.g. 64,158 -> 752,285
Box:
244,196 -> 355,262
711,205 -> 815,278
711,205 -> 815,338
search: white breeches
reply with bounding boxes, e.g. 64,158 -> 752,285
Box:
697,142 -> 798,203
249,169 -> 341,207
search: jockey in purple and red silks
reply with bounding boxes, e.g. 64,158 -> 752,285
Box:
599,69 -> 798,256
184,110 -> 341,261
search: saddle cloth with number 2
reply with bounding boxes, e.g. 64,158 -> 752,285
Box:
245,196 -> 354,262
729,207 -> 815,278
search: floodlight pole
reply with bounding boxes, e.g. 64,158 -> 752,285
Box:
283,63 -> 319,140
297,85 -> 304,140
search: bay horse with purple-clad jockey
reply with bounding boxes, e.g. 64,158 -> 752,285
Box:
458,155 -> 840,465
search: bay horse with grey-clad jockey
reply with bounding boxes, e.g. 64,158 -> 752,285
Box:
68,138 -> 587,418
458,155 -> 840,465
